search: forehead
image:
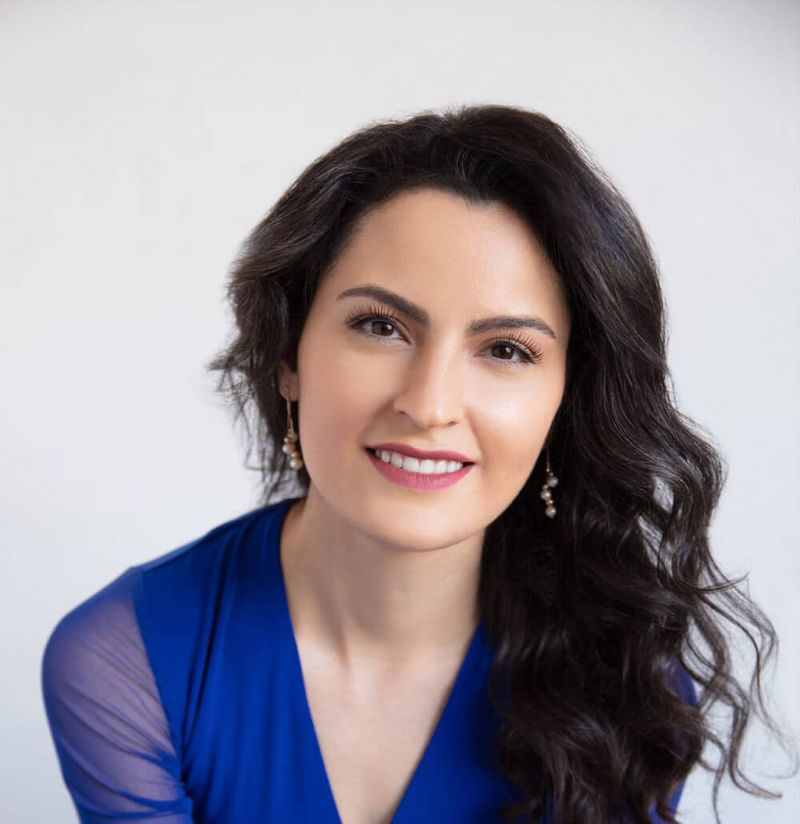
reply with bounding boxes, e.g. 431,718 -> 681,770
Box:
319,187 -> 571,340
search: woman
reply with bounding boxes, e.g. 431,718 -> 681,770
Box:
42,104 -> 786,823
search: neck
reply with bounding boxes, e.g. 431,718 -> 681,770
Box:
279,487 -> 484,672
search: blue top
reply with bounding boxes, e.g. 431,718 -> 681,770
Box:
42,496 -> 695,823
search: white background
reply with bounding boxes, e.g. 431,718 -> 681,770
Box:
1,1 -> 798,821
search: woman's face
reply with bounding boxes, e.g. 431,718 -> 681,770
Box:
280,187 -> 571,551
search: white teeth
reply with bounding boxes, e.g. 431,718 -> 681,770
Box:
375,450 -> 464,474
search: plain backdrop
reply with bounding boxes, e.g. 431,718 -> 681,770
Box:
1,1 -> 798,821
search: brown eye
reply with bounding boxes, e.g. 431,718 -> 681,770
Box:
484,335 -> 543,366
345,307 -> 407,342
491,343 -> 516,361
370,320 -> 396,337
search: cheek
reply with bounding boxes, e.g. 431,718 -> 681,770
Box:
295,340 -> 382,466
304,347 -> 384,419
301,326 -> 404,420
473,384 -> 559,474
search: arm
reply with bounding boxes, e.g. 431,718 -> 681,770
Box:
41,569 -> 194,823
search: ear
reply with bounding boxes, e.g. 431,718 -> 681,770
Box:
278,360 -> 299,402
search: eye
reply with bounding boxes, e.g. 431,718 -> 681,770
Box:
344,305 -> 406,341
485,335 -> 544,367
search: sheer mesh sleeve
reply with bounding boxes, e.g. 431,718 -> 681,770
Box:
41,568 -> 194,822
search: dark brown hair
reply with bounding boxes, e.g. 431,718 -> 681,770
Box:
207,104 -> 794,822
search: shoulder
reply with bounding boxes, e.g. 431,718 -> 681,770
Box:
137,502 -> 276,578
43,498 -> 295,736
42,566 -> 145,695
125,498 -> 296,743
130,498 -> 293,624
42,501 -> 278,662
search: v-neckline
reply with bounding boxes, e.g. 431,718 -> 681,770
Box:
273,497 -> 485,824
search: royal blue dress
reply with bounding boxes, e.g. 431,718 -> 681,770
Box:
42,496 -> 695,823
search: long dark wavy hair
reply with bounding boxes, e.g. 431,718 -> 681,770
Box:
207,104 -> 793,823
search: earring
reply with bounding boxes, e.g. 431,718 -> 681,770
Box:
281,393 -> 303,470
540,449 -> 558,518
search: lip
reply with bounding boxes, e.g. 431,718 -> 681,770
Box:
365,448 -> 474,491
366,442 -> 475,463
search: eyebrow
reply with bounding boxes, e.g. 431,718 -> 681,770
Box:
336,284 -> 558,340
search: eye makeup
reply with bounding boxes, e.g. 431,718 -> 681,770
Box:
343,302 -> 544,367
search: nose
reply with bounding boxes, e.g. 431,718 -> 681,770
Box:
391,339 -> 465,430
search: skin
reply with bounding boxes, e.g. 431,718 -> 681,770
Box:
278,186 -> 571,675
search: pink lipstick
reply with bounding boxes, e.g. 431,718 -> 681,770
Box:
365,448 -> 474,491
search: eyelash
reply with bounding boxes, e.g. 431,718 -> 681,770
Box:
344,303 -> 544,367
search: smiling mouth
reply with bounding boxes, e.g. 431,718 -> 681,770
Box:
364,447 -> 475,488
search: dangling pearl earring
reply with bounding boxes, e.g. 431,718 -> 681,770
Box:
540,449 -> 558,518
281,393 -> 303,470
